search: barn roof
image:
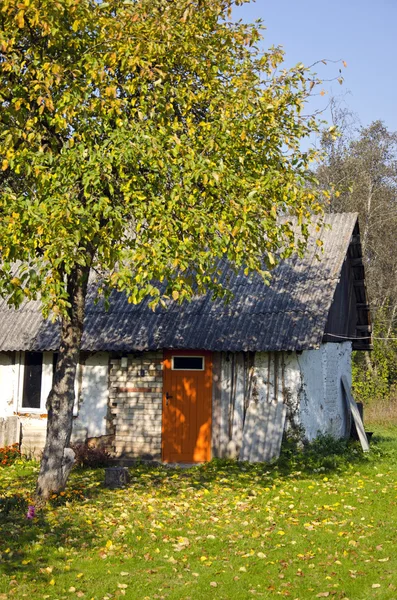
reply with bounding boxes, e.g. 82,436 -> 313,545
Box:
0,213 -> 371,353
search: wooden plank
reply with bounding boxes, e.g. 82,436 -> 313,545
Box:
239,402 -> 259,462
248,403 -> 270,462
219,353 -> 232,457
341,375 -> 369,453
211,353 -> 222,458
266,402 -> 287,462
231,353 -> 245,454
240,401 -> 286,463
0,416 -> 20,447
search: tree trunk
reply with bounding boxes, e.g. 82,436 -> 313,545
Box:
36,264 -> 90,501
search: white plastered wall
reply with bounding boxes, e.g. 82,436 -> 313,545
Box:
18,352 -> 53,456
0,350 -> 110,453
72,352 -> 110,441
0,353 -> 16,418
283,342 -> 352,440
213,344 -> 352,459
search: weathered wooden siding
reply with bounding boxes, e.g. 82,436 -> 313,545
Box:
0,415 -> 20,447
212,351 -> 286,461
212,343 -> 352,460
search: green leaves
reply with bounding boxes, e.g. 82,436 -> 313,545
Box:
0,0 -> 324,316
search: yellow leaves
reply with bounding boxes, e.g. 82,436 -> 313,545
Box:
267,252 -> 275,266
1,160 -> 9,171
105,86 -> 117,98
16,10 -> 25,28
72,19 -> 79,32
212,172 -> 220,183
49,579 -> 55,586
105,540 -> 113,549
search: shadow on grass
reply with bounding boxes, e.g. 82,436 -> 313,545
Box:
0,467 -> 109,579
1,431 -> 395,580
116,433 -> 387,495
0,510 -> 99,578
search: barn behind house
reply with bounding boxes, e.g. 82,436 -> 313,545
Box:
0,213 -> 371,462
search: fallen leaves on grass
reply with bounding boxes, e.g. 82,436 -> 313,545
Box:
1,435 -> 397,598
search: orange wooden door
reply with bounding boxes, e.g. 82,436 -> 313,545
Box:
162,350 -> 212,463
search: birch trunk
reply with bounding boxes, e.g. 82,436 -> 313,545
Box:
36,264 -> 89,501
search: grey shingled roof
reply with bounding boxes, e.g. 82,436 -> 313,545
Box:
0,213 -> 359,352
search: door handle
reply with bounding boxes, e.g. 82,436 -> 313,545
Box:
165,392 -> 173,405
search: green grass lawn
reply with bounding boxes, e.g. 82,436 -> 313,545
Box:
1,428 -> 397,600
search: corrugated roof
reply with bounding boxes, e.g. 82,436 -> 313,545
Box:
0,213 -> 359,352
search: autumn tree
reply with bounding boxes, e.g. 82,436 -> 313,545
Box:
317,107 -> 397,401
0,0 -> 326,499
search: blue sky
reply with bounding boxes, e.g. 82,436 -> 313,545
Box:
234,0 -> 397,133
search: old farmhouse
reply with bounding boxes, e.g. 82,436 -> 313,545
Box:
0,213 -> 371,462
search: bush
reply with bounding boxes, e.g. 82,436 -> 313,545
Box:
72,442 -> 112,468
0,493 -> 27,515
278,433 -> 368,474
0,443 -> 21,466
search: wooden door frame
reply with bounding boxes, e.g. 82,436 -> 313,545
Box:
162,349 -> 213,463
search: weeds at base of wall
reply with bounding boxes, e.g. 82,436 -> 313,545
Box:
283,386 -> 302,437
278,432 -> 379,475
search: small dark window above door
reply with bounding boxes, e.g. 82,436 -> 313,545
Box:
22,352 -> 43,409
172,356 -> 204,370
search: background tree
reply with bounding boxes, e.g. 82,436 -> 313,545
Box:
317,104 -> 397,406
0,0 -> 326,499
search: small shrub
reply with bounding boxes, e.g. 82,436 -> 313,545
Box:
72,442 -> 112,468
0,443 -> 21,466
0,494 -> 27,515
279,432 -> 367,474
